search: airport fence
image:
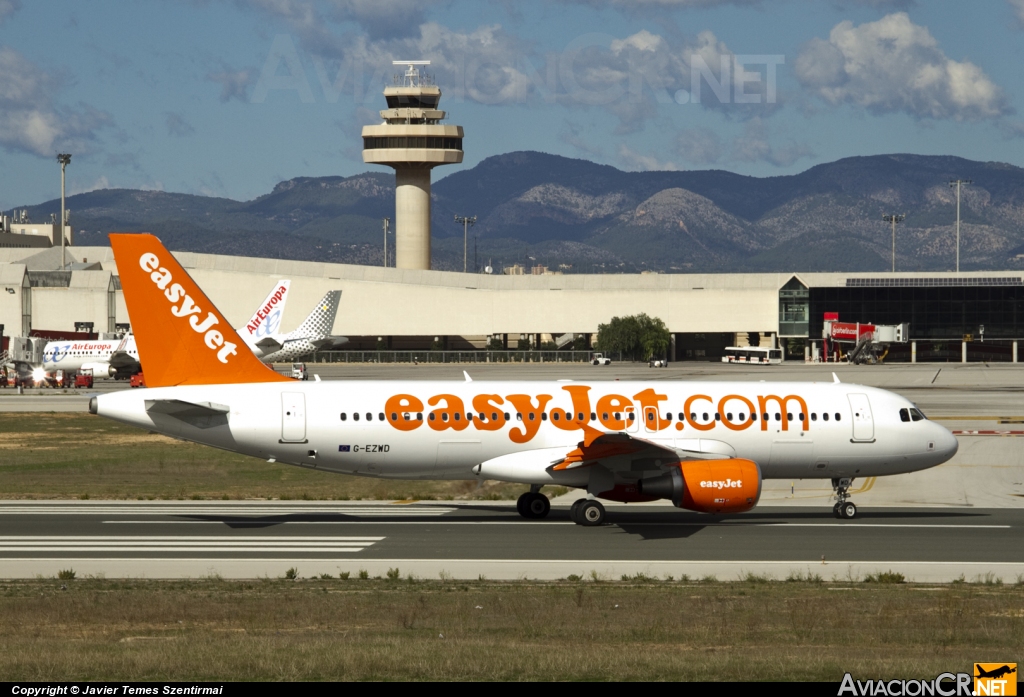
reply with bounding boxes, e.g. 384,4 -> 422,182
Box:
305,350 -> 625,364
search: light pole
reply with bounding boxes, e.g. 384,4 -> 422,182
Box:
454,215 -> 476,273
949,179 -> 972,273
57,153 -> 71,270
883,213 -> 905,273
382,217 -> 390,267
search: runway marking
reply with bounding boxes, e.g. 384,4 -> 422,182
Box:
98,521 -> 1012,528
0,536 -> 384,554
0,507 -> 455,516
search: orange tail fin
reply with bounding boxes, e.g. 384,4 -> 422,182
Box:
110,233 -> 290,387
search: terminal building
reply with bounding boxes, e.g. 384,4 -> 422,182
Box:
2,244 -> 1023,363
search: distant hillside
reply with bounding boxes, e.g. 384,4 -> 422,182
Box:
18,152 -> 1024,273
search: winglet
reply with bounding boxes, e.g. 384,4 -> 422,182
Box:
833,372 -> 841,384
109,233 -> 290,387
463,370 -> 472,382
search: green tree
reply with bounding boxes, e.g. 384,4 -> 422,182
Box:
596,313 -> 670,361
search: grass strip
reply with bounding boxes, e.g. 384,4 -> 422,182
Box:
0,577 -> 1020,681
0,413 -> 542,500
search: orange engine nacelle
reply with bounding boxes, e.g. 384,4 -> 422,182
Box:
637,459 -> 762,513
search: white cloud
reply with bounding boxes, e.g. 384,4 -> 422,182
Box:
0,46 -> 111,157
69,175 -> 110,196
207,68 -> 256,102
1010,0 -> 1024,25
675,127 -> 722,165
165,112 -> 195,137
325,0 -> 446,38
730,118 -> 813,167
795,12 -> 1009,121
617,143 -> 678,171
0,0 -> 20,23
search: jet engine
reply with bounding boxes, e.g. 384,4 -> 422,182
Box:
81,362 -> 116,378
638,458 -> 762,513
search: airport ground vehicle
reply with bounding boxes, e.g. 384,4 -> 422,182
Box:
722,346 -> 783,365
130,372 -> 146,388
591,353 -> 612,366
92,234 -> 959,526
291,363 -> 308,380
74,369 -> 94,389
649,359 -> 667,367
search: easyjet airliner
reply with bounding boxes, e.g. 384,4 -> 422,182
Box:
90,234 -> 959,525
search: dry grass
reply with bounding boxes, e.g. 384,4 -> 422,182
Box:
0,414 -> 540,501
0,577 -> 1020,681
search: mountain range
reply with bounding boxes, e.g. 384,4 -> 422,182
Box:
15,151 -> 1024,273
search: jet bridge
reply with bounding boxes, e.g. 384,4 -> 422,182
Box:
823,319 -> 908,365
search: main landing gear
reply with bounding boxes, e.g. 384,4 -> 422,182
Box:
832,477 -> 857,519
570,498 -> 606,526
516,488 -> 550,519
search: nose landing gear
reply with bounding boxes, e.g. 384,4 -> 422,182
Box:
832,477 -> 857,519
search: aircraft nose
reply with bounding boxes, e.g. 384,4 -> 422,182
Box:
934,423 -> 959,462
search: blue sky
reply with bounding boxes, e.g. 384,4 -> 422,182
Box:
2,0 -> 1024,205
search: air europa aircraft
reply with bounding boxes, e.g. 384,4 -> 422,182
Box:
91,234 -> 959,526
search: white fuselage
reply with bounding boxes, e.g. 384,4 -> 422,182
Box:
42,338 -> 139,376
93,379 -> 959,486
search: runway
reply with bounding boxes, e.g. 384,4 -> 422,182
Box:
1,500 -> 1021,582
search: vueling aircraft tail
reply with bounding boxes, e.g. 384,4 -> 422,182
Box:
291,290 -> 341,341
109,233 -> 290,387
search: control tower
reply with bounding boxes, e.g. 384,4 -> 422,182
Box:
362,61 -> 464,270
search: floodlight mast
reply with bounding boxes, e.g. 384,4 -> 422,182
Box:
883,213 -> 905,273
57,154 -> 71,270
949,179 -> 972,273
454,215 -> 477,272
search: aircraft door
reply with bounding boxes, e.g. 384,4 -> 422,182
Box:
625,406 -> 639,433
643,407 -> 659,433
281,392 -> 307,443
847,393 -> 874,442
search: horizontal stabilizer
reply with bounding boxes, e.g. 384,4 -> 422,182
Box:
255,337 -> 283,351
145,399 -> 230,429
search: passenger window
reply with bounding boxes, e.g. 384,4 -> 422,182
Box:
553,413 -> 560,421
591,412 -> 597,421
835,413 -> 842,421
823,413 -> 829,421
429,413 -> 436,421
751,413 -> 757,421
762,412 -> 769,421
504,413 -> 511,421
702,413 -> 708,421
726,413 -> 733,421
665,413 -> 672,421
628,413 -> 635,422
417,413 -> 423,421
647,412 -> 654,421
442,413 -> 450,422
690,412 -> 696,421
798,413 -> 804,421
529,413 -> 535,421
541,413 -> 548,421
578,412 -> 585,421
714,413 -> 721,421
811,413 -> 817,421
787,413 -> 793,422
353,413 -> 360,421
490,412 -> 497,421
899,408 -> 910,422
389,412 -> 397,421
340,413 -> 347,421
366,413 -> 372,421
466,413 -> 473,421
379,413 -> 384,421
403,413 -> 411,421
614,412 -> 621,420
775,413 -> 781,421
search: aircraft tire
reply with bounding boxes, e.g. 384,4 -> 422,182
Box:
516,493 -> 530,518
570,498 -> 586,523
832,503 -> 841,518
526,493 -> 550,519
578,500 -> 605,527
840,502 -> 857,519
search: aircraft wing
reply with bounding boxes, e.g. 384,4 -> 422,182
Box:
549,429 -> 679,474
108,351 -> 140,370
145,399 -> 230,429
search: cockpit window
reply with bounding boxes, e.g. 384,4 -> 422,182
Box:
909,408 -> 926,421
899,408 -> 910,422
